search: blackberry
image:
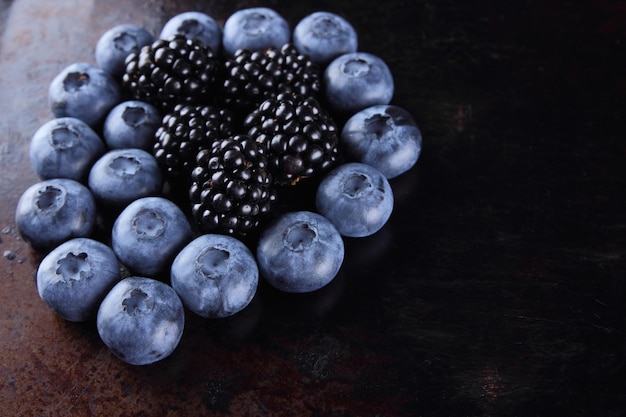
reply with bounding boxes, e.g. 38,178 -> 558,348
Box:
221,43 -> 321,117
122,35 -> 221,110
189,134 -> 276,236
153,104 -> 235,182
244,93 -> 340,185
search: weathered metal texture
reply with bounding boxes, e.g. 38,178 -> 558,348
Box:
1,0 -> 625,416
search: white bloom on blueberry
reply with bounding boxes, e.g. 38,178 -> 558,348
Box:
316,162 -> 394,237
97,276 -> 185,365
49,62 -> 121,127
112,197 -> 192,277
15,178 -> 97,252
29,117 -> 106,182
293,11 -> 358,66
171,234 -> 258,318
256,211 -> 344,293
88,148 -> 163,208
103,100 -> 161,151
37,238 -> 121,321
324,52 -> 394,114
160,11 -> 222,53
96,24 -> 155,77
222,7 -> 291,56
341,105 -> 422,179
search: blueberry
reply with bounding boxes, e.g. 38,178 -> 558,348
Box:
29,117 -> 106,182
293,11 -> 358,66
222,7 -> 291,56
48,62 -> 121,127
256,211 -> 344,293
95,24 -> 155,78
171,234 -> 258,318
97,276 -> 185,365
316,162 -> 394,237
324,52 -> 394,114
88,148 -> 163,208
36,238 -> 121,322
102,100 -> 161,151
341,105 -> 422,179
111,197 -> 192,277
160,11 -> 222,53
15,178 -> 97,252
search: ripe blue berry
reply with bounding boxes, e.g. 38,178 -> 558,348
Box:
159,11 -> 222,54
15,178 -> 97,252
95,24 -> 155,78
36,238 -> 121,322
171,234 -> 258,318
88,148 -> 163,208
341,105 -> 422,179
316,162 -> 394,237
256,211 -> 344,293
293,11 -> 358,66
324,52 -> 394,114
48,62 -> 121,127
29,117 -> 106,182
111,197 -> 192,277
222,7 -> 291,56
97,276 -> 185,365
102,100 -> 161,151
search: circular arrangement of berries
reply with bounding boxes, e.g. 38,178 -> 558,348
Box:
16,8 -> 423,365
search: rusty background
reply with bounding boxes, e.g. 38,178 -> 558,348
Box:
1,0 -> 626,416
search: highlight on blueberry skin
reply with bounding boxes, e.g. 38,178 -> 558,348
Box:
171,234 -> 259,318
36,238 -> 121,322
222,7 -> 291,56
316,162 -> 394,238
102,100 -> 161,151
48,62 -> 121,127
159,11 -> 222,54
111,197 -> 192,277
88,148 -> 163,208
341,105 -> 422,179
293,11 -> 358,66
323,52 -> 394,114
29,117 -> 106,182
15,178 -> 97,252
97,276 -> 185,366
256,211 -> 344,293
95,24 -> 155,78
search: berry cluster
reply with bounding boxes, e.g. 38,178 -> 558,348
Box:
16,8 -> 423,365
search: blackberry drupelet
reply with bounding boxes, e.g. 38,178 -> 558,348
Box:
153,104 -> 235,182
122,35 -> 221,111
244,92 -> 340,185
221,43 -> 321,118
189,134 -> 276,236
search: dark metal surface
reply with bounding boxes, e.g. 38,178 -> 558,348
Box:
1,0 -> 625,416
